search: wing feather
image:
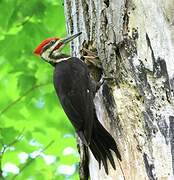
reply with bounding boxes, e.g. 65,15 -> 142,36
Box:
53,58 -> 94,144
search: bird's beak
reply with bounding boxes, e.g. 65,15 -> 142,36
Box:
60,32 -> 82,44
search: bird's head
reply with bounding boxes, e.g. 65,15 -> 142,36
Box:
34,32 -> 82,63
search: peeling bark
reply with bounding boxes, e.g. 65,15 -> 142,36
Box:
64,0 -> 174,179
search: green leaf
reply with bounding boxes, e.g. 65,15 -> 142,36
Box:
1,127 -> 19,144
0,0 -> 79,179
17,74 -> 37,93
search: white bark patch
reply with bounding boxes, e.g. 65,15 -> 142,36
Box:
64,0 -> 174,179
129,0 -> 174,78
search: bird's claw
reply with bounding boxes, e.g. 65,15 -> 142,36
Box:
95,76 -> 115,92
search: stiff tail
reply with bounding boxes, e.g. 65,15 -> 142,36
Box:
89,116 -> 121,174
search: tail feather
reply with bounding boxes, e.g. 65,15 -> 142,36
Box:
90,139 -> 108,173
89,139 -> 101,166
89,116 -> 121,174
99,143 -> 116,169
95,136 -> 116,170
94,138 -> 109,173
95,119 -> 121,160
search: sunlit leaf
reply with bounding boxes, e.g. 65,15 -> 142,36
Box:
0,0 -> 79,179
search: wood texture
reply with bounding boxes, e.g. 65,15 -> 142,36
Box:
64,0 -> 174,179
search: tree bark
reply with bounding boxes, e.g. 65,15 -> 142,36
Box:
64,0 -> 174,179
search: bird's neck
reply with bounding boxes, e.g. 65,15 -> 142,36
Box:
49,53 -> 70,66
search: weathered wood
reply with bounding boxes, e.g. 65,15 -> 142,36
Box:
64,0 -> 174,179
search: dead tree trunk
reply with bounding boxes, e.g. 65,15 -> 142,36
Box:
64,0 -> 174,179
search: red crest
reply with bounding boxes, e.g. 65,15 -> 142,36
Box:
34,37 -> 60,55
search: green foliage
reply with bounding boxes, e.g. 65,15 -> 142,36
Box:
0,0 -> 79,179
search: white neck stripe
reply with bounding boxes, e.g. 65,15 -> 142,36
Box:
54,57 -> 70,63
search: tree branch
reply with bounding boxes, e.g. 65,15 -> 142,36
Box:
0,128 -> 25,179
0,82 -> 51,178
0,82 -> 51,116
11,140 -> 55,180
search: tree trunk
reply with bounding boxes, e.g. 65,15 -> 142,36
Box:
64,0 -> 174,179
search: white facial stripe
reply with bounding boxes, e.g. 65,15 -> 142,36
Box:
41,40 -> 66,62
54,57 -> 70,63
50,40 -> 60,51
41,50 -> 52,61
53,44 -> 65,54
51,44 -> 65,57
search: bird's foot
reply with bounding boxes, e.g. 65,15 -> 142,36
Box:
95,76 -> 116,92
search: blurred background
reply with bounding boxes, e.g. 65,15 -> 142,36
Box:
0,0 -> 79,179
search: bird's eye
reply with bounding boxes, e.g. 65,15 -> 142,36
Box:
49,40 -> 56,45
42,40 -> 57,53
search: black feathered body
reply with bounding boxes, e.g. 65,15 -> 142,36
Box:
53,57 -> 121,174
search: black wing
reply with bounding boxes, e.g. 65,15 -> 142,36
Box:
53,57 -> 94,144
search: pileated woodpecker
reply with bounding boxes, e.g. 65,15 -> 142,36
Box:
34,32 -> 121,174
